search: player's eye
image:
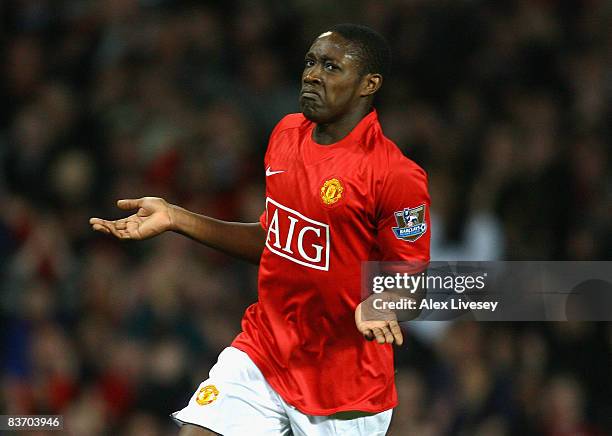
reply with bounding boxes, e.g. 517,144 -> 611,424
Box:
304,59 -> 315,68
324,62 -> 338,71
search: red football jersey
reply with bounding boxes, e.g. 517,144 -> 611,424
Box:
232,109 -> 430,415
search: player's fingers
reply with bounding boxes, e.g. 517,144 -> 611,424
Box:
91,219 -> 123,239
99,222 -> 122,239
90,217 -> 136,240
363,329 -> 375,341
114,219 -> 128,230
356,319 -> 374,341
389,321 -> 403,346
89,217 -> 112,226
372,327 -> 386,344
91,223 -> 110,234
380,326 -> 395,344
117,198 -> 143,210
90,219 -> 112,232
126,221 -> 140,238
109,223 -> 125,239
117,229 -> 131,239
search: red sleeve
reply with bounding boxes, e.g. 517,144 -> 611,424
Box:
375,161 -> 430,268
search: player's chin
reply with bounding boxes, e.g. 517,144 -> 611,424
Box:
300,101 -> 327,123
302,110 -> 335,124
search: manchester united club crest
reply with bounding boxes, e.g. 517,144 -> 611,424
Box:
392,204 -> 427,242
196,385 -> 219,406
320,178 -> 344,206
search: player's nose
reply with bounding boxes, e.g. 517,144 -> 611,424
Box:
303,69 -> 322,85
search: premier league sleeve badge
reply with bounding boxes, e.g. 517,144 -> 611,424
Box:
392,204 -> 427,242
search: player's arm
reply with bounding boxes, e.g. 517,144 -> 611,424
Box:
89,197 -> 266,264
355,161 -> 431,346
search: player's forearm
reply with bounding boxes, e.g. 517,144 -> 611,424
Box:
169,205 -> 266,264
361,290 -> 423,324
383,290 -> 424,321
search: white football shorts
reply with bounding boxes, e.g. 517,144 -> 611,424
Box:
172,347 -> 393,435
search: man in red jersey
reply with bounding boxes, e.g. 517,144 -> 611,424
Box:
90,24 -> 430,436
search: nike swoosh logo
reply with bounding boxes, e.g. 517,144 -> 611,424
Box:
266,167 -> 285,176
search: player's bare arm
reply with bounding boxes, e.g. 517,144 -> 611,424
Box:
89,197 -> 266,264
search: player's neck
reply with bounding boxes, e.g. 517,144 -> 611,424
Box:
312,106 -> 372,145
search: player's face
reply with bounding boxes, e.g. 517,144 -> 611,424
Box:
300,32 -> 366,123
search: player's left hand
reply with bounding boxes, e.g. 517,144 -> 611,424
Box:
354,297 -> 403,346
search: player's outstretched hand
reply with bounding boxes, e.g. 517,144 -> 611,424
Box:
355,297 -> 403,346
89,197 -> 175,240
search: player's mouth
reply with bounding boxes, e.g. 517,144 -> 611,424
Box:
300,89 -> 321,100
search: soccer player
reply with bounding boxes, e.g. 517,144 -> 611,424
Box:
90,24 -> 430,436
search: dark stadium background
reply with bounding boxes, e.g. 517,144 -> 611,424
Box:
1,1 -> 610,435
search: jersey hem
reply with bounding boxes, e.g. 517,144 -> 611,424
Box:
230,343 -> 398,416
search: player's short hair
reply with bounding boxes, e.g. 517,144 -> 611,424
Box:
327,23 -> 391,77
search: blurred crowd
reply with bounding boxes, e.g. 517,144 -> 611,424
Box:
1,0 -> 610,435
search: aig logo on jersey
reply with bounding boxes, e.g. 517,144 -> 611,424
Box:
265,197 -> 330,270
392,204 -> 427,242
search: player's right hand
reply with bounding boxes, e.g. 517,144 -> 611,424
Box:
355,298 -> 403,346
89,197 -> 175,240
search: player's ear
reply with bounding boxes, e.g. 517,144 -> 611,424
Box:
360,73 -> 382,97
